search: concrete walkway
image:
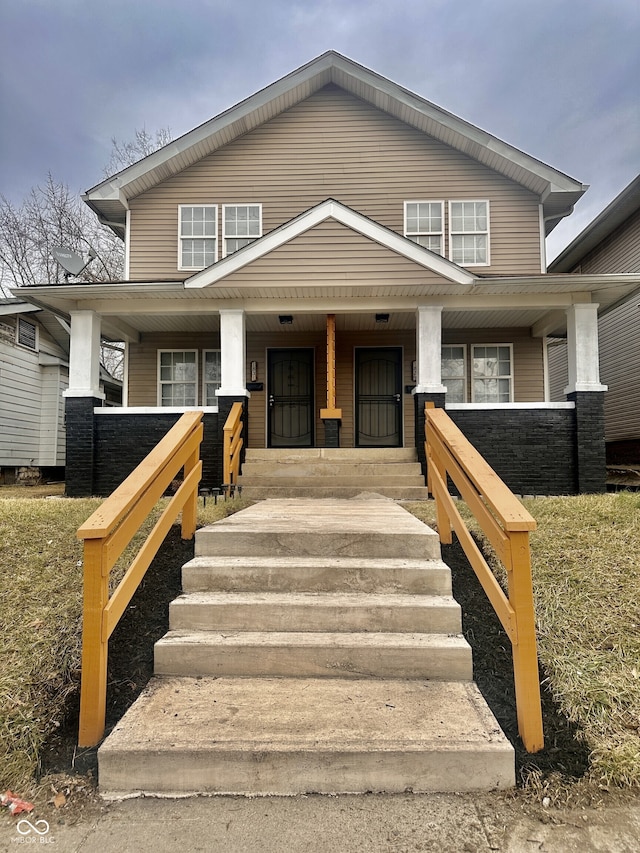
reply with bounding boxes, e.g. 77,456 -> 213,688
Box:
2,791 -> 639,852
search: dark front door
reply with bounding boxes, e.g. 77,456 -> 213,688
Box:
268,348 -> 314,447
355,347 -> 403,447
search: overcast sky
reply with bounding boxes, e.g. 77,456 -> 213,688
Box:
1,0 -> 638,260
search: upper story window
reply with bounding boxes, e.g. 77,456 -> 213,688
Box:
178,205 -> 217,270
16,317 -> 38,351
158,350 -> 197,406
404,201 -> 444,255
449,201 -> 489,266
471,344 -> 512,402
441,345 -> 466,403
223,204 -> 262,256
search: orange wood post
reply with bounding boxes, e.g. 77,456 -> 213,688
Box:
78,538 -> 109,747
326,313 -> 336,410
507,531 -> 544,752
181,445 -> 199,540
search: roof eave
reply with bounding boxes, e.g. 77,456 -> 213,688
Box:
83,51 -> 586,231
549,174 -> 640,271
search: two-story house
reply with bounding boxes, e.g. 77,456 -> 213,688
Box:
18,52 -> 640,497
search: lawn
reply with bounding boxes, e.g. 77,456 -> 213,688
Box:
1,487 -> 639,797
0,488 -> 247,791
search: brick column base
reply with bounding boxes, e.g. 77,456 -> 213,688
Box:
568,391 -> 607,493
65,397 -> 101,497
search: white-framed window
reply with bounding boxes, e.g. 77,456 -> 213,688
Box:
223,204 -> 262,256
404,201 -> 444,255
449,200 -> 489,266
158,350 -> 198,406
441,345 -> 466,402
203,349 -> 221,405
471,344 -> 513,402
16,317 -> 38,351
178,205 -> 217,270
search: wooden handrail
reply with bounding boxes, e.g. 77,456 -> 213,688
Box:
223,401 -> 244,486
425,404 -> 544,753
77,411 -> 204,746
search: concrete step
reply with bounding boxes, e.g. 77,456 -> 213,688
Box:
239,461 -> 424,477
239,475 -> 426,486
168,592 -> 461,634
244,448 -> 419,462
239,473 -> 425,486
154,631 -> 472,679
98,677 -> 515,797
239,485 -> 431,500
194,498 -> 440,559
181,556 -> 452,595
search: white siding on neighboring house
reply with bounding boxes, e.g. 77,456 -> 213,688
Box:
38,364 -> 68,465
0,315 -> 68,468
0,337 -> 43,465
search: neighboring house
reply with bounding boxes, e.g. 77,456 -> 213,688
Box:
0,299 -> 69,482
548,175 -> 640,465
0,298 -> 121,484
17,52 -> 640,496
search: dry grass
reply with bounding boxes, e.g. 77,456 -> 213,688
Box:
408,491 -> 640,790
1,486 -> 639,794
0,487 -> 249,791
523,492 -> 640,789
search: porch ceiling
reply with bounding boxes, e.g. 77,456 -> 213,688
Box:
15,273 -> 640,340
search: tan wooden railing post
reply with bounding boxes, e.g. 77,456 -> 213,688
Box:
77,411 -> 204,747
424,403 -> 544,753
78,539 -> 109,747
223,401 -> 244,487
507,531 -> 544,752
182,445 -> 199,539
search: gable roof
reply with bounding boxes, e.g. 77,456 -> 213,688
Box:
84,51 -> 586,239
185,199 -> 476,289
549,174 -> 640,272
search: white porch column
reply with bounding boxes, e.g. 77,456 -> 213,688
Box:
414,305 -> 447,394
216,308 -> 249,397
564,303 -> 607,394
63,310 -> 104,400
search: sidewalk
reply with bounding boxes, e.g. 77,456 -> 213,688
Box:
2,790 -> 639,852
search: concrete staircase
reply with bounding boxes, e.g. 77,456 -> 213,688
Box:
98,497 -> 514,797
237,448 -> 429,500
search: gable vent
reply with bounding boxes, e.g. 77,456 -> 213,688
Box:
17,317 -> 38,351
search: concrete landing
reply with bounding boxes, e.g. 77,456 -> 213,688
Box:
99,677 -> 515,797
195,497 -> 441,559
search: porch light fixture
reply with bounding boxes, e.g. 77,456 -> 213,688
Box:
279,315 -> 293,325
375,313 -> 390,323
